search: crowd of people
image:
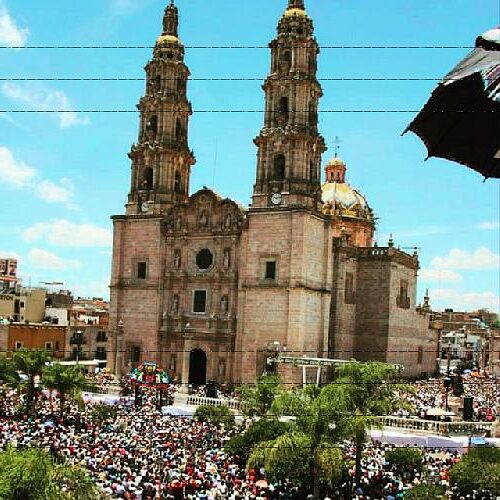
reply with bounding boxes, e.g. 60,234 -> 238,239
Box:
1,366 -> 498,499
393,373 -> 499,422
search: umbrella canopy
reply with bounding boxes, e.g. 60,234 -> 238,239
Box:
405,28 -> 500,179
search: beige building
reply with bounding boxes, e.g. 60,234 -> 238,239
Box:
0,287 -> 46,324
110,0 -> 437,385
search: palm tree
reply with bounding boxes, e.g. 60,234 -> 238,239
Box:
42,363 -> 88,417
248,384 -> 346,499
247,362 -> 411,498
0,354 -> 19,385
12,349 -> 51,416
334,362 -> 412,488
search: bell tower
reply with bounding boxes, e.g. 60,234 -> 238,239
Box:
127,0 -> 195,215
251,0 -> 326,210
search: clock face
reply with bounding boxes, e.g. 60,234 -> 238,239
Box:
271,193 -> 282,206
141,202 -> 150,213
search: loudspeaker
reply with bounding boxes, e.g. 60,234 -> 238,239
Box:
206,380 -> 217,398
463,396 -> 474,421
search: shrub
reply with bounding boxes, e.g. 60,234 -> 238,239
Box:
404,484 -> 445,499
448,447 -> 500,496
386,447 -> 423,476
224,417 -> 290,462
194,404 -> 235,428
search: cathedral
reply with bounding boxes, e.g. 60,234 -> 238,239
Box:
109,0 -> 437,385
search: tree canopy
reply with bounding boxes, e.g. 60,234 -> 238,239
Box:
0,447 -> 101,500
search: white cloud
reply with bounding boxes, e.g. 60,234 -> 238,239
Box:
0,250 -> 19,260
70,277 -> 110,300
431,247 -> 500,270
378,226 -> 450,242
23,220 -> 112,247
0,1 -> 28,47
0,146 -> 77,207
28,248 -> 80,270
419,268 -> 462,283
0,145 -> 36,187
478,221 -> 500,230
2,83 -> 89,129
430,288 -> 500,314
35,178 -> 73,204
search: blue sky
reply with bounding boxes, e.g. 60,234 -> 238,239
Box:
0,0 -> 499,313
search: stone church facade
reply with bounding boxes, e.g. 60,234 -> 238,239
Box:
109,0 -> 437,385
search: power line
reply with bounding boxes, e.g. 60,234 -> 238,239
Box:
0,45 -> 473,50
0,77 -> 453,82
1,109 -> 495,114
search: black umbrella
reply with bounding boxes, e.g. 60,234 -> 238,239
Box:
404,28 -> 500,179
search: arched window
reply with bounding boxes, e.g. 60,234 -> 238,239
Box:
279,97 -> 289,119
274,155 -> 286,181
281,50 -> 292,70
309,161 -> 316,181
146,115 -> 158,136
175,119 -> 183,140
309,104 -> 317,127
153,75 -> 161,92
142,167 -> 153,190
174,171 -> 183,194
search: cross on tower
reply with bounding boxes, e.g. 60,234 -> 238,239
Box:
333,136 -> 342,157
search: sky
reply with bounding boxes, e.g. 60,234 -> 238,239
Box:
0,0 -> 499,313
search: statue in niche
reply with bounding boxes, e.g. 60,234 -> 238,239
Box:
199,211 -> 208,227
175,215 -> 182,231
224,213 -> 232,230
174,249 -> 181,269
218,359 -> 226,377
220,295 -> 228,315
171,294 -> 179,315
223,248 -> 231,269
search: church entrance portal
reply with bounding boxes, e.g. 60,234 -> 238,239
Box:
189,349 -> 207,386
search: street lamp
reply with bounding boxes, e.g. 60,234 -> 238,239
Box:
443,376 -> 452,412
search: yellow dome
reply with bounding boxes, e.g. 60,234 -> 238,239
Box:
321,182 -> 373,220
156,34 -> 180,45
326,157 -> 346,167
284,8 -> 307,17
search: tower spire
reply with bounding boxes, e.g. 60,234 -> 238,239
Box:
126,0 -> 195,215
163,0 -> 178,37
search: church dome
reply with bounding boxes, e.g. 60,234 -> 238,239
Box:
321,156 -> 373,221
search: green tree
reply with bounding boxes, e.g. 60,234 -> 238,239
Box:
249,384 -> 347,498
237,374 -> 281,417
224,418 -> 291,463
12,349 -> 51,416
448,447 -> 500,496
334,362 -> 412,487
404,484 -> 445,499
386,447 -> 423,477
0,446 -> 102,500
0,355 -> 18,385
194,404 -> 235,429
42,364 -> 88,417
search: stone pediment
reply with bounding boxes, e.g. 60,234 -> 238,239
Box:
163,188 -> 246,235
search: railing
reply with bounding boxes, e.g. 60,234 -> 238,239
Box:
380,416 -> 493,436
186,395 -> 241,410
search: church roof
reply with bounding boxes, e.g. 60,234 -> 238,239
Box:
321,156 -> 373,222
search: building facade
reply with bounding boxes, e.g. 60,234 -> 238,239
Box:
7,324 -> 66,359
110,0 -> 437,384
